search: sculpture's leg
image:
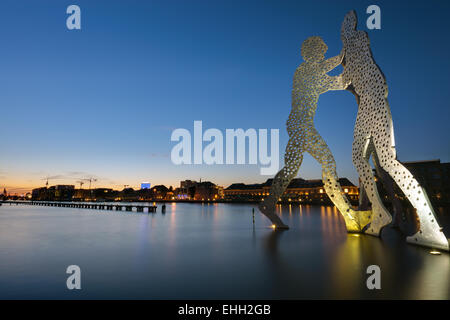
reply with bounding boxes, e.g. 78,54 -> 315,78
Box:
307,128 -> 371,232
358,179 -> 370,211
371,150 -> 404,228
259,136 -> 304,229
374,143 -> 449,251
352,135 -> 392,236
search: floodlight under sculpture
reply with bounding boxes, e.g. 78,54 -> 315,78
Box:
259,36 -> 371,232
341,10 -> 449,251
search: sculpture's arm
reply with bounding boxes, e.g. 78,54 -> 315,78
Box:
325,74 -> 348,91
322,48 -> 345,73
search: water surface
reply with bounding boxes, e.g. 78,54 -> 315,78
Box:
0,203 -> 448,299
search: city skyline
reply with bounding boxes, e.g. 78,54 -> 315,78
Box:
0,173 -> 353,195
1,0 -> 450,194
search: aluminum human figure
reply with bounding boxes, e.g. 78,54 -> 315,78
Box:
341,10 -> 449,250
259,36 -> 371,232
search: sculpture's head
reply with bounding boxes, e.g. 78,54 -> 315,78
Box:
301,36 -> 328,62
341,10 -> 357,37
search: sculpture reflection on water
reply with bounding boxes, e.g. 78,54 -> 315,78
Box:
259,10 -> 449,251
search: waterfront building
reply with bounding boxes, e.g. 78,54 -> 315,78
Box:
175,180 -> 224,201
193,181 -> 223,201
224,178 -> 358,204
32,185 -> 75,201
402,159 -> 449,205
178,180 -> 197,200
180,180 -> 197,189
150,185 -> 169,200
375,159 -> 450,207
31,187 -> 49,201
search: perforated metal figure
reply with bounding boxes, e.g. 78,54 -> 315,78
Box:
341,10 -> 449,250
259,36 -> 371,232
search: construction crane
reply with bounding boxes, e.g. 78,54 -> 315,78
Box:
42,176 -> 50,188
78,178 -> 97,200
76,181 -> 84,189
87,178 -> 97,190
79,177 -> 97,190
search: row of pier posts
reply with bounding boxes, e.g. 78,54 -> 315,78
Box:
4,201 -> 158,213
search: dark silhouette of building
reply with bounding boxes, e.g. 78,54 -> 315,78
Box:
150,185 -> 169,200
375,159 -> 450,207
32,187 -> 49,201
177,180 -> 197,199
32,185 -> 75,201
174,180 -> 223,201
193,181 -> 223,201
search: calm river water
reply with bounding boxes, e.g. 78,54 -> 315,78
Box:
0,202 -> 448,299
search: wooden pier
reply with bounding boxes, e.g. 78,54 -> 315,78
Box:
2,201 -> 157,213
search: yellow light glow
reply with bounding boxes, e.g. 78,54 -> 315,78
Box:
271,224 -> 276,230
429,250 -> 441,255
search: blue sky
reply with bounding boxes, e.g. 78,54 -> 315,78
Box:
1,0 -> 449,193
